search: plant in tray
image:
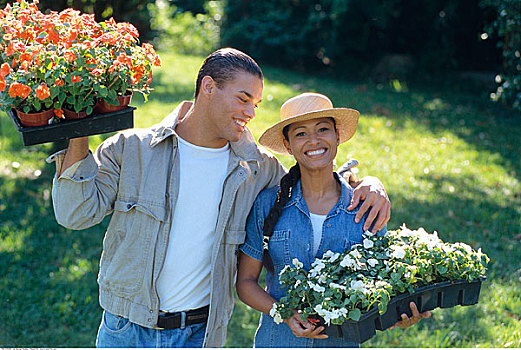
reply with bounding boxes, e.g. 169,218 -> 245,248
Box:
0,0 -> 161,124
271,225 -> 489,327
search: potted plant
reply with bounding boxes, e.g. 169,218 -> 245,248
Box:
270,225 -> 489,342
0,0 -> 161,126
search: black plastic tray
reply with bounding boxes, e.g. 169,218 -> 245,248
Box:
322,279 -> 483,344
8,107 -> 135,146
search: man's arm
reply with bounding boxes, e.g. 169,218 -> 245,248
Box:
48,135 -> 121,230
58,137 -> 89,177
338,159 -> 391,232
264,156 -> 391,232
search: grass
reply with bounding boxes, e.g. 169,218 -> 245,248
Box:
0,51 -> 520,347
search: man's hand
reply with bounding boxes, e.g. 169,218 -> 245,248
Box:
347,176 -> 391,232
389,302 -> 431,330
285,311 -> 328,339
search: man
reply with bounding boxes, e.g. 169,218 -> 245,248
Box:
48,48 -> 391,347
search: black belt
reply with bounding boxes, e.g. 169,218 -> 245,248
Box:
156,305 -> 209,329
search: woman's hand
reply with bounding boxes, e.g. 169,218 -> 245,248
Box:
348,176 -> 391,232
284,310 -> 329,339
389,302 -> 431,330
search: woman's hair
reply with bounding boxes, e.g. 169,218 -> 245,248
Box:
262,164 -> 301,273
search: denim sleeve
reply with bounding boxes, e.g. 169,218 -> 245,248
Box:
240,197 -> 264,262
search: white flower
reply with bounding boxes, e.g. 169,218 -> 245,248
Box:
323,250 -> 340,262
363,238 -> 374,249
390,245 -> 406,259
340,255 -> 356,268
308,281 -> 325,293
279,265 -> 290,277
329,282 -> 347,290
318,273 -> 328,284
364,230 -> 375,237
269,303 -> 283,324
292,258 -> 303,269
350,250 -> 361,258
350,280 -> 368,293
309,260 -> 326,277
294,279 -> 301,287
367,258 -> 379,267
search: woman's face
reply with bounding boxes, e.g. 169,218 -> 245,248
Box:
283,117 -> 339,172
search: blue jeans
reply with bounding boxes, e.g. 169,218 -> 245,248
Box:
96,311 -> 207,348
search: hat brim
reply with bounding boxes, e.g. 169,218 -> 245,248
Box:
258,108 -> 360,155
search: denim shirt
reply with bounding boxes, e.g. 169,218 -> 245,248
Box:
241,174 -> 386,347
242,173 -> 387,300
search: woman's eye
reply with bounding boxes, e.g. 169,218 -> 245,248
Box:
238,97 -> 247,102
295,132 -> 306,137
319,127 -> 330,132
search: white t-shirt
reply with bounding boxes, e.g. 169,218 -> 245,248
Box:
309,212 -> 326,256
156,136 -> 230,312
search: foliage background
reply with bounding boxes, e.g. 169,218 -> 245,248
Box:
0,0 -> 520,347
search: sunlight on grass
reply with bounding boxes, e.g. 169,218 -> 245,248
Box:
0,50 -> 519,347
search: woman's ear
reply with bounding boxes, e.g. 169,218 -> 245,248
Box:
283,139 -> 293,155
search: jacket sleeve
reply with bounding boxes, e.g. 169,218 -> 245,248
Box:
49,134 -> 124,230
263,153 -> 287,189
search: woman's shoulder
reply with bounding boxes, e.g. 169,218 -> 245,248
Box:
255,185 -> 280,207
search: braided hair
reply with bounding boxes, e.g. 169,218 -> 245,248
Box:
262,164 -> 301,273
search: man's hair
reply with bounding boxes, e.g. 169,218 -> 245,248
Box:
194,48 -> 263,99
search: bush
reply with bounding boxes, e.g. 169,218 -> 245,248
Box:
148,0 -> 221,55
481,0 -> 521,111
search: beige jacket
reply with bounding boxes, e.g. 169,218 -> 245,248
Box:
48,101 -> 286,347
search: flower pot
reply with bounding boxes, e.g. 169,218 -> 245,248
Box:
63,108 -> 88,120
96,92 -> 133,113
15,108 -> 54,127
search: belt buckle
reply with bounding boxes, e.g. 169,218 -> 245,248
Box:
180,311 -> 186,329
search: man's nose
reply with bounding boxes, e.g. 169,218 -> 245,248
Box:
244,104 -> 255,120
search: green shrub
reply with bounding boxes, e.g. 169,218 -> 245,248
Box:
148,0 -> 221,55
481,0 -> 521,111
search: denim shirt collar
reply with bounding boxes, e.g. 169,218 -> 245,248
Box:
149,100 -> 264,163
284,172 -> 356,217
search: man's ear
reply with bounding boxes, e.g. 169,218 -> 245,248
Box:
283,139 -> 293,155
200,76 -> 216,95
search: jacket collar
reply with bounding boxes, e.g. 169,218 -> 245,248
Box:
149,100 -> 265,162
285,172 -> 354,215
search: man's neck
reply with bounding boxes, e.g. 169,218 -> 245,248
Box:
175,103 -> 229,149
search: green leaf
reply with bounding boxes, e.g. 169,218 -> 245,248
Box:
348,308 -> 361,321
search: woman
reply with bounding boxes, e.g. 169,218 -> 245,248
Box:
237,92 -> 429,348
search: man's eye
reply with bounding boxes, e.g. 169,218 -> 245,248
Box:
319,127 -> 330,132
238,97 -> 247,102
296,132 -> 306,137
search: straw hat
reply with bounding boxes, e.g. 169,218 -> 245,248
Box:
259,92 -> 359,155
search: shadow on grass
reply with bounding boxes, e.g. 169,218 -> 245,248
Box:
0,170 -> 107,347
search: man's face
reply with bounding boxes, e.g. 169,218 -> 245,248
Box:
207,71 -> 263,144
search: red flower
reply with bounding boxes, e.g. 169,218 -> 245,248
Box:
54,78 -> 64,86
54,108 -> 64,119
8,82 -> 31,98
35,84 -> 50,100
71,75 -> 81,83
0,78 -> 6,92
64,51 -> 76,62
0,63 -> 11,77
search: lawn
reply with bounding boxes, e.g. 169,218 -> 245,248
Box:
0,51 -> 520,347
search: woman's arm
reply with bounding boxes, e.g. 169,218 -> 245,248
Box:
236,252 -> 327,339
